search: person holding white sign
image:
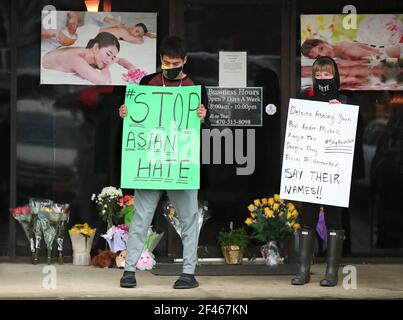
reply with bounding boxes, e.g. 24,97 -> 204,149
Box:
292,56 -> 363,287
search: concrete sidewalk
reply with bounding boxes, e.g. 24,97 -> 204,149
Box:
0,262 -> 402,299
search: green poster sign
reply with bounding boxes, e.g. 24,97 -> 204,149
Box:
121,85 -> 201,190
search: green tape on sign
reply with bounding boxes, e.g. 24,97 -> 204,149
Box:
121,85 -> 201,190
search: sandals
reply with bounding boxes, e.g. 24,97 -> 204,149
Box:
173,273 -> 199,289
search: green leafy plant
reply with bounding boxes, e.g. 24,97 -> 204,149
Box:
217,228 -> 249,250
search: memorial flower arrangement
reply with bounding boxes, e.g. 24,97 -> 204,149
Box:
10,204 -> 36,262
92,186 -> 123,230
37,202 -> 70,265
163,200 -> 210,239
245,194 -> 300,266
69,223 -> 96,266
245,194 -> 300,244
118,194 -> 135,227
11,199 -> 70,264
163,200 -> 210,266
101,224 -> 129,253
69,223 -> 96,240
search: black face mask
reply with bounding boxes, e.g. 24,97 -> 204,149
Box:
163,66 -> 183,80
314,78 -> 338,101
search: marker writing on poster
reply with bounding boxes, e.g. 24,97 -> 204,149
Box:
121,85 -> 201,190
280,99 -> 359,207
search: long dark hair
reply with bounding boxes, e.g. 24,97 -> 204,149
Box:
86,32 -> 120,51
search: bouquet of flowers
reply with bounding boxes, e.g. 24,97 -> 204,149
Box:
69,223 -> 96,266
29,198 -> 51,263
245,194 -> 300,266
69,223 -> 96,247
118,194 -> 135,227
101,224 -> 129,253
163,200 -> 210,266
92,186 -> 123,230
29,199 -> 70,265
143,226 -> 164,253
10,204 -> 36,263
245,194 -> 300,244
163,200 -> 210,239
55,204 -> 70,264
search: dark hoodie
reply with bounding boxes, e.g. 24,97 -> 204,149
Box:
312,56 -> 342,102
310,56 -> 365,180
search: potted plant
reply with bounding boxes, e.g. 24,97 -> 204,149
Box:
217,228 -> 249,265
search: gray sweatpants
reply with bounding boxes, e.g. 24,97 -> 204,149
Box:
125,189 -> 199,274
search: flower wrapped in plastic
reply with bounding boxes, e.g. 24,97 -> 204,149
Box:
69,223 -> 96,266
261,241 -> 284,266
163,202 -> 181,237
29,198 -> 53,264
10,204 -> 36,263
163,200 -> 210,239
27,199 -> 70,264
54,203 -> 70,264
37,203 -> 66,265
143,226 -> 164,253
101,224 -> 129,253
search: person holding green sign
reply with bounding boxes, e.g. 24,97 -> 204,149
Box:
118,36 -> 209,289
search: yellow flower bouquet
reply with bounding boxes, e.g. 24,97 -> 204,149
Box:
245,194 -> 300,244
69,223 -> 95,239
69,223 -> 96,266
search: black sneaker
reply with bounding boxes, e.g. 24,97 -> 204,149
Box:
120,271 -> 136,288
173,273 -> 199,289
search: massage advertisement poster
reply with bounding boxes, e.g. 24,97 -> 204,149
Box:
280,98 -> 359,208
300,14 -> 402,91
121,85 -> 201,190
40,10 -> 157,85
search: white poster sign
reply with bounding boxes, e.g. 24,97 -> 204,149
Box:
219,51 -> 247,88
280,98 -> 359,208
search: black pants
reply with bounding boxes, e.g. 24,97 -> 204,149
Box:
300,203 -> 343,230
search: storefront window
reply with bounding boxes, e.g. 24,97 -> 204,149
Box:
3,0 -> 402,259
296,0 -> 403,255
0,0 -> 10,256
12,0 -> 167,257
184,0 -> 283,254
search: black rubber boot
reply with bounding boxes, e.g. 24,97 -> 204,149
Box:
320,230 -> 344,287
292,228 -> 315,285
120,271 -> 136,288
